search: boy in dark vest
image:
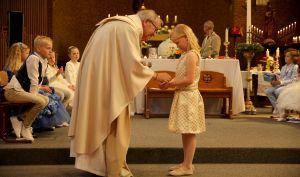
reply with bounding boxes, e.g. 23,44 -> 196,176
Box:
4,35 -> 53,141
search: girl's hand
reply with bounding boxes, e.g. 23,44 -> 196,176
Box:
68,85 -> 76,91
271,80 -> 281,86
160,81 -> 170,90
40,85 -> 52,93
56,66 -> 64,76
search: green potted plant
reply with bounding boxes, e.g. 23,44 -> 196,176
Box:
235,42 -> 264,59
235,42 -> 264,115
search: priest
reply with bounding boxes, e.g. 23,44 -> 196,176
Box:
68,10 -> 171,177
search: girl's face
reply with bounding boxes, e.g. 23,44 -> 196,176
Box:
172,36 -> 188,51
21,49 -> 30,61
68,48 -> 80,62
285,52 -> 292,64
48,53 -> 56,66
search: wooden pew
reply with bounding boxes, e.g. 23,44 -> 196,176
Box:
199,71 -> 233,118
144,70 -> 233,119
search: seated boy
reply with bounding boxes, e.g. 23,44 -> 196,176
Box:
4,35 -> 53,141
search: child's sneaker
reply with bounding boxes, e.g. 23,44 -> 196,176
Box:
10,116 -> 22,138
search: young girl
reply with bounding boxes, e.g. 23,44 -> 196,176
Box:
266,48 -> 299,119
276,48 -> 300,121
65,46 -> 80,88
161,24 -> 206,176
46,51 -> 74,109
4,42 -> 30,80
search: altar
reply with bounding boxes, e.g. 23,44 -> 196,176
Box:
133,58 -> 245,116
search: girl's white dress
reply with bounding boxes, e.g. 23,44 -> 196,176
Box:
65,61 -> 80,86
277,80 -> 300,113
168,50 -> 206,134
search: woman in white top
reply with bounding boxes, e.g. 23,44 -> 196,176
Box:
65,46 -> 80,88
47,51 -> 74,108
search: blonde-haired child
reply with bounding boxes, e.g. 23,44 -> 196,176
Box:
46,51 -> 74,108
161,24 -> 206,176
4,35 -> 53,141
65,46 -> 80,89
4,42 -> 30,79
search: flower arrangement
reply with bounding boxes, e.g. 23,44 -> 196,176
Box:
168,47 -> 182,59
235,42 -> 264,55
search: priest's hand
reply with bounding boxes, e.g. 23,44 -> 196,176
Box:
155,72 -> 171,83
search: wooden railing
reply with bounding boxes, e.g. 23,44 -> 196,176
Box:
0,0 -> 51,69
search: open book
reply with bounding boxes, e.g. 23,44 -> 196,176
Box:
263,72 -> 278,82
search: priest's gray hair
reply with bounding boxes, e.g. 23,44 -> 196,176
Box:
204,20 -> 214,30
137,9 -> 162,24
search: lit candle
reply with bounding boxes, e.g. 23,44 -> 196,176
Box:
293,37 -> 297,43
286,26 -> 288,33
116,14 -> 118,16
174,15 -> 177,24
108,14 -> 110,18
276,47 -> 280,58
261,30 -> 263,36
266,49 -> 270,57
225,28 -> 228,43
158,15 -> 160,19
289,25 -> 291,31
292,23 -> 294,30
166,15 -> 169,23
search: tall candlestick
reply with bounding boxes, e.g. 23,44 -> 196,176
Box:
276,47 -> 280,58
166,15 -> 169,23
174,15 -> 177,24
225,28 -> 228,43
246,0 -> 251,44
266,49 -> 270,57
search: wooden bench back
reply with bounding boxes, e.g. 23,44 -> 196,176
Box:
0,71 -> 9,102
0,71 -> 8,87
198,71 -> 227,89
146,71 -> 175,89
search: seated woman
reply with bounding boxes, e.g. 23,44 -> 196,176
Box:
46,51 -> 74,109
276,49 -> 300,121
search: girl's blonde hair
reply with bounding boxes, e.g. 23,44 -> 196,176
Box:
68,46 -> 79,55
4,42 -> 29,71
170,24 -> 201,52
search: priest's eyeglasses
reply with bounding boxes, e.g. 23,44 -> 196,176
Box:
149,21 -> 159,33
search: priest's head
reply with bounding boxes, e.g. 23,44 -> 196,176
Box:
137,10 -> 163,41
